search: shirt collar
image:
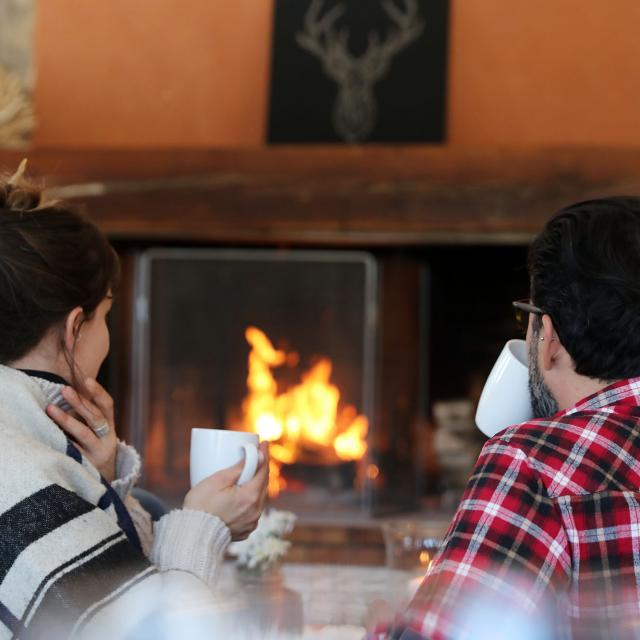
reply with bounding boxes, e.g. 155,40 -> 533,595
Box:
557,377 -> 640,418
19,369 -> 69,386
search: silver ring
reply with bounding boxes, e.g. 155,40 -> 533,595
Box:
93,422 -> 110,438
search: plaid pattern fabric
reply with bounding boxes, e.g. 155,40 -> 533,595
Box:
383,378 -> 640,640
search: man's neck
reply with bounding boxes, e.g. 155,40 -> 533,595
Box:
555,372 -> 616,412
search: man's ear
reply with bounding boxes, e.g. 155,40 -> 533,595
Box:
539,314 -> 562,371
64,307 -> 84,352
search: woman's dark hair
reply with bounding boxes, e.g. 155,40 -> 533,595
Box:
0,165 -> 119,368
529,196 -> 640,381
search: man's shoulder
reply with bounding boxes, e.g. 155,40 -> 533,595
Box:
493,407 -> 639,450
482,409 -> 640,495
495,414 -> 573,442
487,414 -> 570,446
478,415 -> 590,474
474,419 -> 556,475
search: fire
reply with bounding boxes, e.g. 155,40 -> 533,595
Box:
242,327 -> 369,497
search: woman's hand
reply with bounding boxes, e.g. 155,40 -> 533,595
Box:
46,378 -> 118,482
184,442 -> 270,541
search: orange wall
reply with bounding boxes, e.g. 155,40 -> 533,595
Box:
35,1 -> 273,147
34,0 -> 640,148
449,1 -> 640,146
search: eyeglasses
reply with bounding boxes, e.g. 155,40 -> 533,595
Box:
512,299 -> 545,334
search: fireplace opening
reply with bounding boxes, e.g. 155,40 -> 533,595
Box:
129,249 -> 384,513
107,243 -> 529,517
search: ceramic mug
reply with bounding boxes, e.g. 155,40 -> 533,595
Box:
190,428 -> 259,487
475,339 -> 533,438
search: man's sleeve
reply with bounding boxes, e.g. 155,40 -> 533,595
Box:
391,439 -> 572,640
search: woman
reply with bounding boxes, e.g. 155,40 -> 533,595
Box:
0,162 -> 269,639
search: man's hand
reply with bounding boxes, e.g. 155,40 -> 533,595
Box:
183,442 -> 270,540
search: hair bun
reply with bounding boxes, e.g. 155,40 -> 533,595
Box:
0,159 -> 43,211
1,183 -> 42,211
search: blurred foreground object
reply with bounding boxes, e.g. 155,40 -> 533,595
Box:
0,0 -> 34,148
382,520 -> 443,574
0,64 -> 34,148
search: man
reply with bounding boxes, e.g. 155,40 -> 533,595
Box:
373,197 -> 640,639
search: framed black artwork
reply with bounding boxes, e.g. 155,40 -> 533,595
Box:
267,0 -> 449,144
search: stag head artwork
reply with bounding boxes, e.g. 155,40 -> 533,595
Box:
296,0 -> 424,143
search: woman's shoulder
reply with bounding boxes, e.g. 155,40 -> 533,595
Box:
0,365 -> 68,446
0,424 -> 103,503
0,379 -> 107,516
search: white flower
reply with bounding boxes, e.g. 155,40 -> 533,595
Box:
256,509 -> 297,538
228,509 -> 297,570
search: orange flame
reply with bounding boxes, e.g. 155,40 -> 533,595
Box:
242,327 -> 368,497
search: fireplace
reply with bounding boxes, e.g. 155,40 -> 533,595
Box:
3,147 -> 559,519
128,248 -> 409,514
116,241 -> 530,517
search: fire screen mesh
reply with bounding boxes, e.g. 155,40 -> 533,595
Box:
130,249 -> 378,513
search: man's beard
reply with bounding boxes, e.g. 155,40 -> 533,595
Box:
528,328 -> 560,419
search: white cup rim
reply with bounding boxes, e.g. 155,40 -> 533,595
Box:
192,428 -> 257,438
505,338 -> 528,368
192,427 -> 250,431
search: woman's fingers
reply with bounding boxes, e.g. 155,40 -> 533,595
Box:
46,401 -> 117,482
46,403 -> 96,448
61,386 -> 104,430
45,382 -> 118,483
84,378 -> 114,424
240,442 -> 270,512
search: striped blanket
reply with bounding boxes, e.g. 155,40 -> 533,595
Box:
0,366 -> 157,639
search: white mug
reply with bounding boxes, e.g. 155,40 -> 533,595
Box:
475,339 -> 533,438
190,428 -> 259,487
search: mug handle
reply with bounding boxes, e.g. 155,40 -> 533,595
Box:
237,442 -> 259,486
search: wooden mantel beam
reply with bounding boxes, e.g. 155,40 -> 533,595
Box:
0,146 -> 639,245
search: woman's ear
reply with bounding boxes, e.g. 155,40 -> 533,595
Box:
64,306 -> 84,352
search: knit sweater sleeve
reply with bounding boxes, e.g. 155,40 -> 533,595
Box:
78,512 -> 233,640
90,435 -> 232,582
119,474 -> 231,585
151,509 -> 231,588
124,496 -> 231,583
110,440 -> 141,501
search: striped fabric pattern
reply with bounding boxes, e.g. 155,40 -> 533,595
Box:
387,378 -> 640,640
0,485 -> 155,639
0,367 -> 157,639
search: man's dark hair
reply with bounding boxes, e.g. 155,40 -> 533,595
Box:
529,196 -> 640,381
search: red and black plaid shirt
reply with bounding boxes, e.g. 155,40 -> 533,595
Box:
378,378 -> 640,639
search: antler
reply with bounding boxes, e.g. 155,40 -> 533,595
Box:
379,0 -> 424,56
296,0 -> 354,81
360,0 -> 424,80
